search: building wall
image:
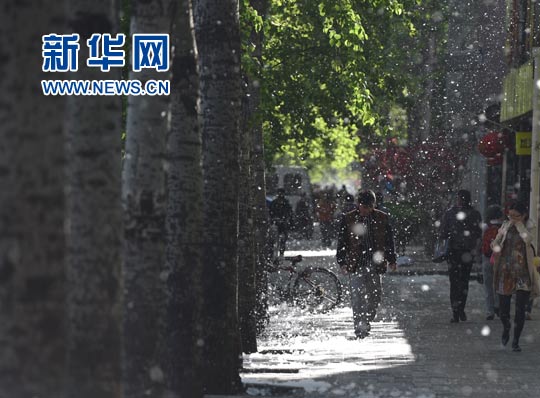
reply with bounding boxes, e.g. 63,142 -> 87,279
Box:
443,0 -> 508,214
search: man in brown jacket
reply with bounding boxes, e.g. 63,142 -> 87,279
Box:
337,190 -> 396,339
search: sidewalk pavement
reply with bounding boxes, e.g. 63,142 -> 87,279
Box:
281,244 -> 455,284
207,246 -> 540,398
392,244 -> 448,276
284,243 -> 486,279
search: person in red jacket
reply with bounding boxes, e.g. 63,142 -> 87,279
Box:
481,205 -> 504,320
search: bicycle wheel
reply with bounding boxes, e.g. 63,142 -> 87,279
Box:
291,267 -> 342,313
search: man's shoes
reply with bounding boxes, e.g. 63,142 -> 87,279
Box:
355,322 -> 371,339
450,310 -> 460,323
355,330 -> 370,339
486,314 -> 495,320
459,311 -> 467,321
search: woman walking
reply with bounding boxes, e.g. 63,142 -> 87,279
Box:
491,201 -> 540,351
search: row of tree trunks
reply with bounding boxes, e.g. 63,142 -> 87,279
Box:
0,0 -> 265,396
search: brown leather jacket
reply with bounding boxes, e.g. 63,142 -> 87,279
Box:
336,208 -> 396,273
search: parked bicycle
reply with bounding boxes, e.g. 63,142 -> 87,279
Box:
266,255 -> 342,313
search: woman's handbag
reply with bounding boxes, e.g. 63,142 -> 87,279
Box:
533,268 -> 540,296
432,238 -> 449,263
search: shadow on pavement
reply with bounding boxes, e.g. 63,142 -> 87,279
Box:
239,238 -> 540,398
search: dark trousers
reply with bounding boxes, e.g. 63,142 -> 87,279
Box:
320,221 -> 333,247
448,255 -> 473,314
499,290 -> 530,343
276,223 -> 289,255
525,297 -> 533,314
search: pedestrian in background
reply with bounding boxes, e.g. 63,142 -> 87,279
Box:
481,204 -> 504,320
316,191 -> 336,247
341,193 -> 357,214
269,188 -> 293,256
440,189 -> 482,323
295,192 -> 313,239
491,201 -> 540,351
337,190 -> 397,339
375,191 -> 391,216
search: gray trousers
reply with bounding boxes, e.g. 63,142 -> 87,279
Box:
349,267 -> 382,333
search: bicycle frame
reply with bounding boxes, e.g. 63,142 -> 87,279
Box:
266,256 -> 302,302
266,255 -> 342,312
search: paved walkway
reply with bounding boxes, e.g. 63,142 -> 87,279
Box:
208,240 -> 540,398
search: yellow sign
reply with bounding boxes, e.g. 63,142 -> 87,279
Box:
516,131 -> 532,155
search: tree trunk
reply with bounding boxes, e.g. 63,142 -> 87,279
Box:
163,1 -> 204,397
238,79 -> 258,353
194,0 -> 243,393
122,1 -> 173,397
238,0 -> 270,352
0,5 -> 16,395
0,1 -> 66,396
248,0 -> 270,335
64,2 -> 124,397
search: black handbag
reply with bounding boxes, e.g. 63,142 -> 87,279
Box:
432,238 -> 449,263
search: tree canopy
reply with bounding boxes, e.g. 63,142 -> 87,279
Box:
242,0 -> 431,177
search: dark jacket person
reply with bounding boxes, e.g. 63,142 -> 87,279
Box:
440,189 -> 482,323
269,188 -> 293,256
337,190 -> 396,339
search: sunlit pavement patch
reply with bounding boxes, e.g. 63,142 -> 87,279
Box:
251,251 -> 540,397
284,249 -> 337,257
242,306 -> 415,392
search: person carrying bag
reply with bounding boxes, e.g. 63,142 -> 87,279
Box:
490,201 -> 540,351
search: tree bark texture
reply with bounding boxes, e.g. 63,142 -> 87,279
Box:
0,1 -> 66,397
247,0 -> 270,335
194,0 -> 243,393
122,1 -> 173,397
64,1 -> 124,397
238,79 -> 258,354
163,1 -> 204,397
0,3 -> 16,393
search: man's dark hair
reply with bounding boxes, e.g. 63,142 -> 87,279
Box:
358,190 -> 376,206
457,189 -> 471,207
